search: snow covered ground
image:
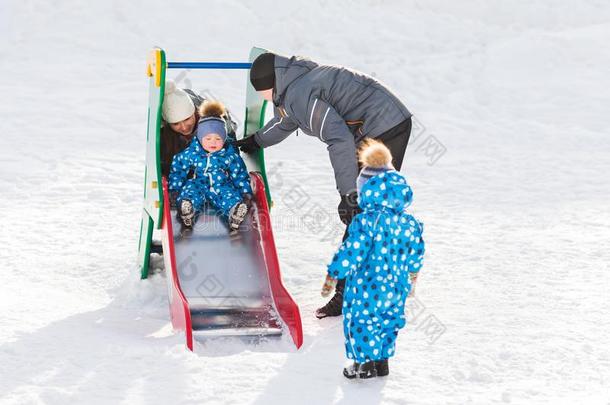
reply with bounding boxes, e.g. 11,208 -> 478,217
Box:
1,0 -> 609,403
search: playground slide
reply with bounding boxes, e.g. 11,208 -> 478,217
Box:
139,47 -> 302,351
160,174 -> 303,350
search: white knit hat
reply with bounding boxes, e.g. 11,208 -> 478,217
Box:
162,80 -> 195,123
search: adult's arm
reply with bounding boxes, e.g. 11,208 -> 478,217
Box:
253,106 -> 299,147
160,127 -> 175,178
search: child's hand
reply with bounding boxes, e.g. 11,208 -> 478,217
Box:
321,274 -> 338,297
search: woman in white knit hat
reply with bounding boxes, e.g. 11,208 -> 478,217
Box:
160,80 -> 236,176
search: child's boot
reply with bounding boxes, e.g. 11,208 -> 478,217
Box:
179,199 -> 195,228
229,202 -> 249,231
375,359 -> 389,377
343,361 -> 378,379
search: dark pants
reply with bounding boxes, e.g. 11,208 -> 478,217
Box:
336,117 -> 412,293
375,117 -> 412,171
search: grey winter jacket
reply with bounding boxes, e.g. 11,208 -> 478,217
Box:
253,55 -> 411,195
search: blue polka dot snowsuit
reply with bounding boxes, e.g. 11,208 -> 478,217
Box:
327,170 -> 425,363
168,138 -> 252,218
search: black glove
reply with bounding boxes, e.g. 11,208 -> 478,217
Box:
234,135 -> 260,154
337,191 -> 361,225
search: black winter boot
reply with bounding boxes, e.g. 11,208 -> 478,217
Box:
375,359 -> 389,377
343,361 -> 378,379
315,278 -> 345,319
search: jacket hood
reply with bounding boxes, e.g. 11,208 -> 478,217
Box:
273,55 -> 318,105
358,170 -> 413,212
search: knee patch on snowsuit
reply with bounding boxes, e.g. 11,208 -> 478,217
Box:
177,180 -> 206,213
202,185 -> 243,218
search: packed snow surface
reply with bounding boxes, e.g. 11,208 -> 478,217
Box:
1,1 -> 609,404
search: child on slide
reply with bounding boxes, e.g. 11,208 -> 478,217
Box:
169,100 -> 253,232
323,139 -> 425,379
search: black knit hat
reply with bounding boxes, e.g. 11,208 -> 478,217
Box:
250,53 -> 276,91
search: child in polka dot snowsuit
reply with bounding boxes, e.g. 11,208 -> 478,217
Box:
326,139 -> 425,379
169,101 -> 252,230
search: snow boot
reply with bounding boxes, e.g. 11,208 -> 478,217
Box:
375,359 -> 389,377
343,361 -> 378,379
315,278 -> 345,319
228,202 -> 249,232
179,199 -> 195,228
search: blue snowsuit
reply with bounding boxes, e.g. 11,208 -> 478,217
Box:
327,170 -> 425,363
168,138 -> 252,217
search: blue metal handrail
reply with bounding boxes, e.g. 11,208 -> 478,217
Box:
167,62 -> 252,69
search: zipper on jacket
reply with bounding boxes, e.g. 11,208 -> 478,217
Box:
203,154 -> 215,193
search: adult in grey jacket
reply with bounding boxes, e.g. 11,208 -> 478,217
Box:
235,53 -> 413,318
